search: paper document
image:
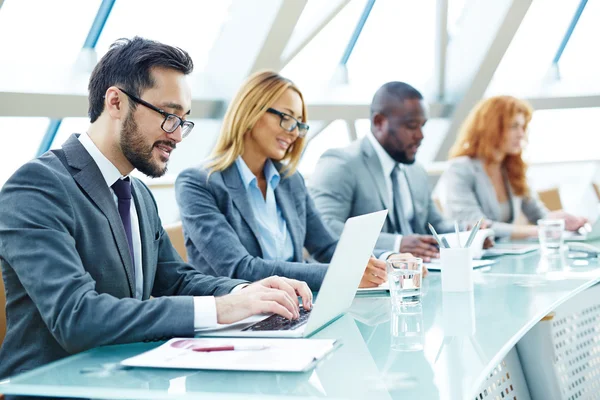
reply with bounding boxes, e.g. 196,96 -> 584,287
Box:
121,338 -> 339,372
482,243 -> 539,257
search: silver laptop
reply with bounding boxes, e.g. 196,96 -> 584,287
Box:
564,220 -> 600,242
195,210 -> 387,338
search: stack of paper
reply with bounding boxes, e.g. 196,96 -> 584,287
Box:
121,338 -> 338,372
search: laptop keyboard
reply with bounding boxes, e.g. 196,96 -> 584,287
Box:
243,308 -> 312,331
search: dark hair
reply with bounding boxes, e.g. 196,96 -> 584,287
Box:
370,81 -> 423,117
88,37 -> 194,122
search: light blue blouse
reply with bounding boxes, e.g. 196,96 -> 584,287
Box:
234,156 -> 294,261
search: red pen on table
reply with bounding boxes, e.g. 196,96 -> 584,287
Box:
192,345 -> 269,352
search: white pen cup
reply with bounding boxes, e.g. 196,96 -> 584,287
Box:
440,247 -> 473,292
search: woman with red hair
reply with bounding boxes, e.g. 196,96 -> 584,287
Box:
438,96 -> 586,239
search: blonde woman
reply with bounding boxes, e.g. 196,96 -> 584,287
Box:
439,96 -> 586,239
175,71 -> 395,290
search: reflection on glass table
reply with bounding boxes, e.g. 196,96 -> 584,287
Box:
390,304 -> 424,352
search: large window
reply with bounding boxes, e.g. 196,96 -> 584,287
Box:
96,0 -> 233,73
0,0 -> 100,93
525,108 -> 600,164
0,118 -> 49,189
556,0 -> 600,94
281,0 -> 368,95
345,1 -> 437,97
486,0 -> 585,97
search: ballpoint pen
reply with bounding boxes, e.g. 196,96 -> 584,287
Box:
192,345 -> 269,352
454,221 -> 462,248
428,223 -> 446,248
465,218 -> 483,248
441,237 -> 451,249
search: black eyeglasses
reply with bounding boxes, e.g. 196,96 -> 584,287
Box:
117,88 -> 194,138
266,108 -> 309,138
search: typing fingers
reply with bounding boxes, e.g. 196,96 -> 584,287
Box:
265,276 -> 300,308
260,288 -> 299,319
281,277 -> 312,310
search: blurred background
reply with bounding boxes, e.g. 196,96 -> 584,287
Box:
1,0 -> 598,224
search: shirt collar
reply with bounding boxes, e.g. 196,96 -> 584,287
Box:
78,133 -> 128,187
367,132 -> 399,176
235,156 -> 281,189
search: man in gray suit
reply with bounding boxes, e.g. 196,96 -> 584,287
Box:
309,82 -> 455,261
0,37 -> 311,381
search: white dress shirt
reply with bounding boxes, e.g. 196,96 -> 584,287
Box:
78,133 -> 217,329
366,133 -> 415,250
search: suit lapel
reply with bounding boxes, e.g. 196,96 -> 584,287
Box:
274,178 -> 302,262
221,165 -> 263,254
361,139 -> 396,229
131,180 -> 154,299
62,135 -> 136,297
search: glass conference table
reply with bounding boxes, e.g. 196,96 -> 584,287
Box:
2,249 -> 600,399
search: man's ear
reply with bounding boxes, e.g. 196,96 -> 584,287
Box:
104,86 -> 126,120
372,113 -> 387,132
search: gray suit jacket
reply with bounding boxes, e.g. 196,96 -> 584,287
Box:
309,138 -> 454,252
438,156 -> 548,238
0,134 -> 245,379
175,164 -> 339,291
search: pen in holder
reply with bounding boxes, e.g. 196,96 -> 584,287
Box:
440,247 -> 473,292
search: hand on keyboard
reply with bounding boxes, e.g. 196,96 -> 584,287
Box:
215,276 -> 312,325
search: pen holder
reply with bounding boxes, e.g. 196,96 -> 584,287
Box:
440,247 -> 473,292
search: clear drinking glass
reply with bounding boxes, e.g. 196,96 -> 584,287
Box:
537,219 -> 565,253
390,303 -> 424,352
387,257 -> 422,310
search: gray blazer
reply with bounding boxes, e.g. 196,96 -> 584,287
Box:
0,135 -> 244,379
175,164 -> 338,291
309,138 -> 454,252
438,156 -> 548,238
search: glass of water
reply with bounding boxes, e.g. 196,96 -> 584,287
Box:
390,303 -> 424,352
538,219 -> 565,253
387,257 -> 422,310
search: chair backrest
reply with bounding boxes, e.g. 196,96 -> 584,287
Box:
433,197 -> 444,214
0,264 -> 6,348
592,183 -> 600,202
164,221 -> 188,262
538,188 -> 562,211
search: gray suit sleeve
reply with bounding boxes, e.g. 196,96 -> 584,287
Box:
441,161 -> 514,238
308,149 -> 355,238
175,169 -> 328,291
521,190 -> 549,223
0,162 -> 199,354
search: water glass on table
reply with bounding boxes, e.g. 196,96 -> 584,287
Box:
387,257 -> 422,310
537,219 -> 565,253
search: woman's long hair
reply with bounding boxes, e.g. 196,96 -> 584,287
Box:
205,70 -> 307,176
449,96 -> 533,196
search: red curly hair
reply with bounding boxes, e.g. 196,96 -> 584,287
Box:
449,96 -> 534,197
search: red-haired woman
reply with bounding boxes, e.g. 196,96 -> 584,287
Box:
438,96 -> 586,239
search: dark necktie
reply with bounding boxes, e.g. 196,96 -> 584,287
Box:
391,165 -> 414,235
111,178 -> 135,274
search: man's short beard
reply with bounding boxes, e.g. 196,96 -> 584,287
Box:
120,113 -> 168,178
